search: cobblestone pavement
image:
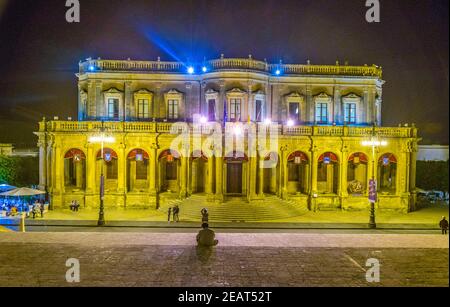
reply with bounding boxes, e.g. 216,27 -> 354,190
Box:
0,233 -> 447,287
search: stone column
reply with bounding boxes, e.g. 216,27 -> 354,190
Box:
149,144 -> 158,194
86,143 -> 96,194
280,146 -> 288,199
117,144 -> 126,193
38,137 -> 47,191
258,152 -> 264,197
206,156 -> 214,200
310,148 -> 318,195
215,146 -> 223,202
363,88 -> 369,125
185,82 -> 192,122
340,152 -> 348,197
95,81 -> 103,118
248,156 -> 257,200
124,81 -> 133,120
179,146 -> 189,199
129,160 -> 136,192
53,143 -> 63,194
306,87 -> 313,124
218,81 -> 225,122
75,161 -> 83,189
334,87 -> 341,124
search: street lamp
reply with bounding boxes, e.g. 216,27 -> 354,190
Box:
362,126 -> 387,229
89,122 -> 115,226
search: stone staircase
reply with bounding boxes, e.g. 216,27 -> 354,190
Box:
158,193 -> 309,222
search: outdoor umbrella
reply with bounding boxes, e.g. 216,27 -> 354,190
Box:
0,184 -> 16,192
0,187 -> 46,196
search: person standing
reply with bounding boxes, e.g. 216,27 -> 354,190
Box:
40,203 -> 45,218
439,216 -> 448,235
167,207 -> 172,223
173,205 -> 180,222
201,208 -> 209,223
31,205 -> 37,219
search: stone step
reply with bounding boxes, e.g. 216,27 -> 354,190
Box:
158,194 -> 308,221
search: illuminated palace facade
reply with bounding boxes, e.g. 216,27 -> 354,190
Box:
35,56 -> 419,212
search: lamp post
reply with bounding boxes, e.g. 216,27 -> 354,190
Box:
362,125 -> 387,229
89,121 -> 115,226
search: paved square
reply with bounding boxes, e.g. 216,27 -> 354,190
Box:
0,233 -> 447,287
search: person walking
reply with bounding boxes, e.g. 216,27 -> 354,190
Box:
439,216 -> 448,235
167,207 -> 172,223
173,205 -> 180,222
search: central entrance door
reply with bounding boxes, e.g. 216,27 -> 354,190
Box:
227,162 -> 243,194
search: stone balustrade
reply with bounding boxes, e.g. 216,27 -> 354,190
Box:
79,57 -> 382,78
41,120 -> 416,138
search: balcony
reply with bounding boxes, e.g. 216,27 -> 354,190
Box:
39,120 -> 416,138
79,57 -> 382,78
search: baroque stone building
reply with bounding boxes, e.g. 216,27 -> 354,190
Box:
35,56 -> 419,212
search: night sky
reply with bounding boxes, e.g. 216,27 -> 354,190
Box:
0,0 -> 448,147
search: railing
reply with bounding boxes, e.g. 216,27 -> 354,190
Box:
41,120 -> 417,138
79,57 -> 382,78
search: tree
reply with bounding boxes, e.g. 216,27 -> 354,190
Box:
416,160 -> 449,192
0,155 -> 17,184
0,155 -> 39,186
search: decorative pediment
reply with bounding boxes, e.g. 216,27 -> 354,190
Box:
227,87 -> 245,94
164,88 -> 184,100
205,88 -> 218,94
342,93 -> 361,102
205,88 -> 219,99
342,93 -> 360,99
134,88 -> 153,95
103,87 -> 122,94
314,92 -> 332,102
285,91 -> 302,98
166,89 -> 183,95
253,89 -> 265,95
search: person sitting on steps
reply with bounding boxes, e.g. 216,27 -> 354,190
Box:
196,223 -> 218,247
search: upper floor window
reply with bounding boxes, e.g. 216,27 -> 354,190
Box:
208,99 -> 216,121
315,103 -> 328,124
137,99 -> 149,119
255,100 -> 263,122
230,98 -> 241,121
107,98 -> 119,119
168,99 -> 179,119
289,102 -> 300,122
344,103 -> 357,124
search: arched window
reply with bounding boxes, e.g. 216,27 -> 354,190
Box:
347,152 -> 369,194
127,149 -> 149,192
378,153 -> 397,194
159,149 -> 181,192
64,148 -> 86,189
287,151 -> 309,194
318,152 -> 339,194
96,148 -> 118,180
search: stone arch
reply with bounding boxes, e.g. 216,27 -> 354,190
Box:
286,151 -> 310,194
317,152 -> 339,194
127,148 -> 150,192
347,152 -> 369,194
63,148 -> 86,190
378,153 -> 397,195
